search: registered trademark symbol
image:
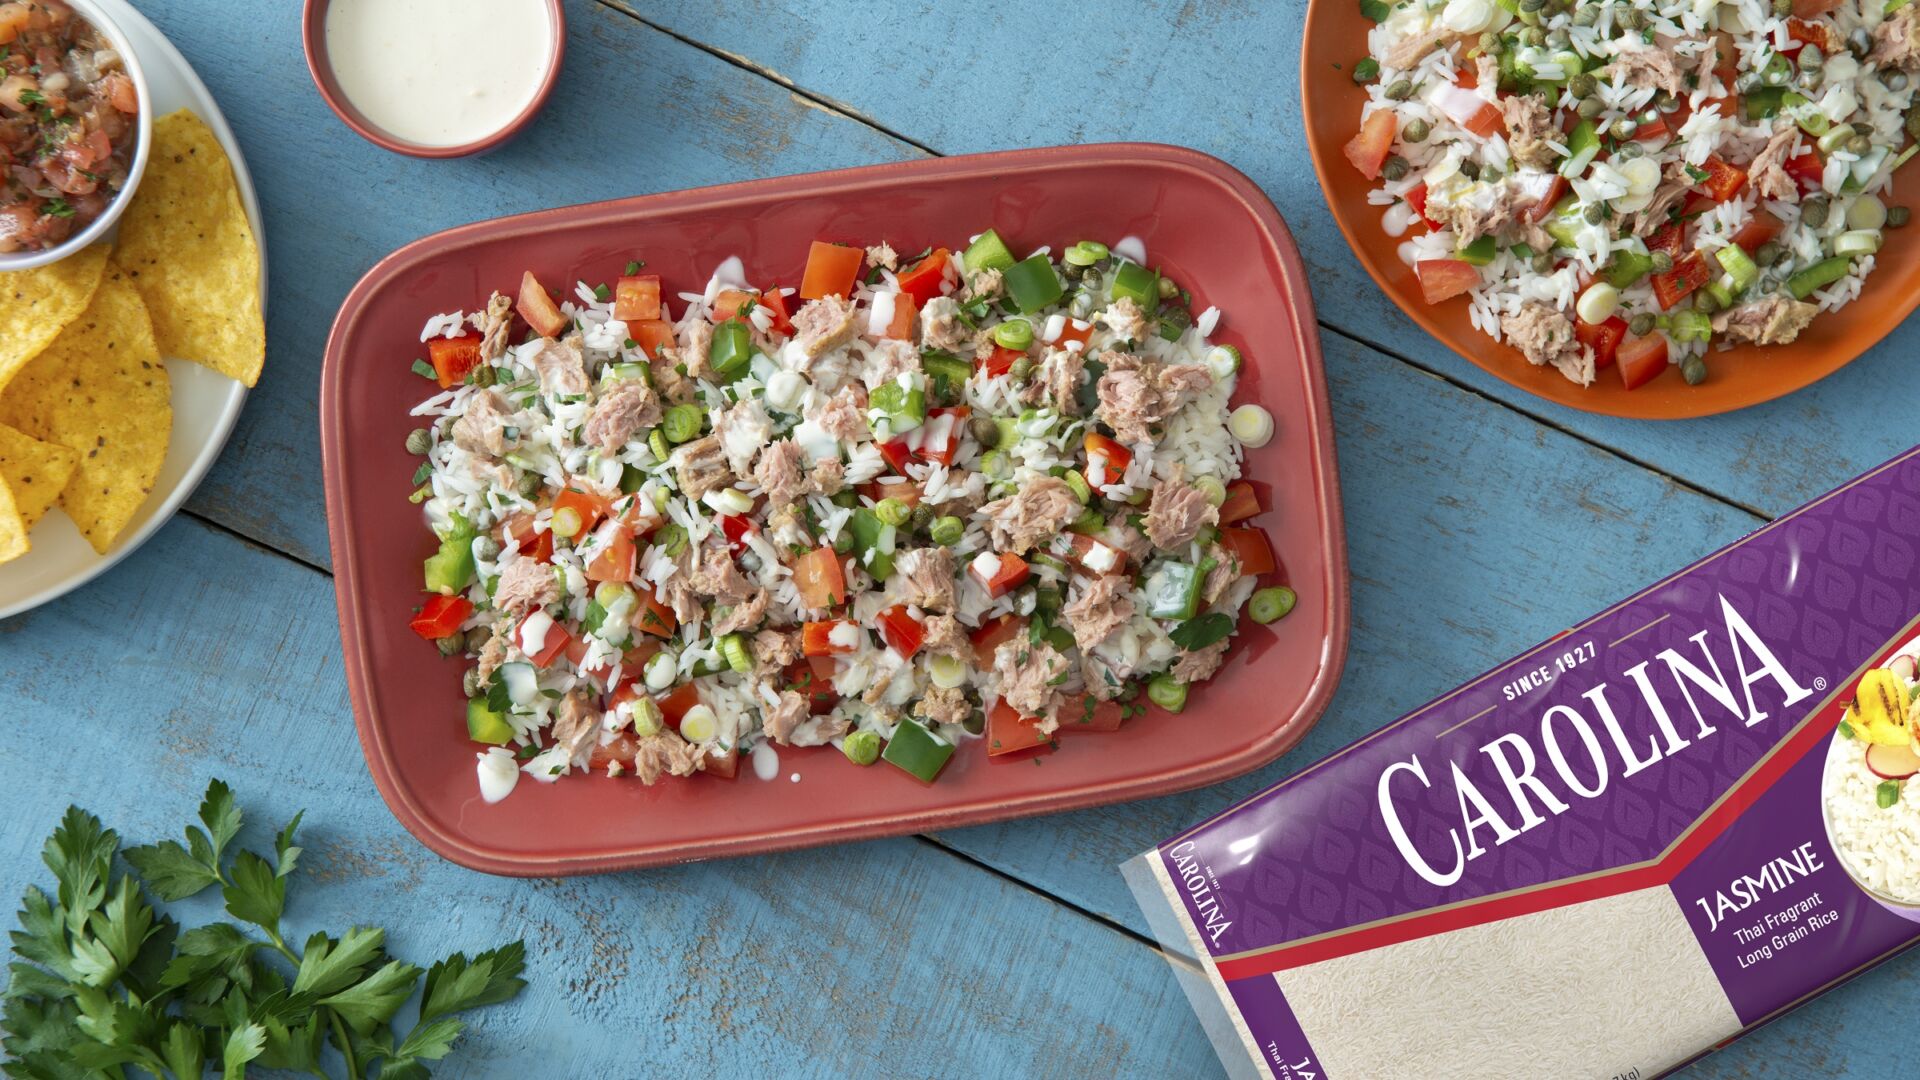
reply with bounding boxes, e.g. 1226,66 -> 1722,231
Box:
1814,677 -> 1828,691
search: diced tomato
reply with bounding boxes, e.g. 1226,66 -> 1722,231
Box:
630,318 -> 676,359
582,639 -> 661,695
613,274 -> 661,323
1647,220 -> 1687,259
799,240 -> 864,300
553,486 -> 612,535
1574,315 -> 1629,370
501,512 -> 554,564
1084,432 -> 1133,489
515,613 -> 572,668
1219,481 -> 1262,525
583,523 -> 636,582
1064,532 -> 1128,576
783,659 -> 839,714
409,594 -> 471,640
1219,527 -> 1276,578
917,407 -> 969,467
1679,190 -> 1717,218
969,614 -> 1026,668
617,493 -> 665,538
970,551 -> 1030,599
877,605 -> 927,659
588,730 -> 640,772
1060,698 -> 1126,733
1710,30 -> 1739,86
718,514 -> 755,554
1343,109 -> 1397,181
703,742 -> 740,780
1731,209 -> 1785,254
1650,252 -> 1713,310
1782,149 -> 1825,194
756,286 -> 796,335
802,619 -> 861,656
1633,115 -> 1669,142
426,334 -> 483,389
1428,83 -> 1503,138
987,701 -> 1052,757
980,344 -> 1026,377
1053,318 -> 1094,350
1787,10 -> 1839,43
876,439 -> 916,476
657,683 -> 701,728
879,291 -> 916,341
1415,259 -> 1480,305
896,248 -> 952,307
516,270 -> 569,339
1699,155 -> 1748,202
791,545 -> 847,610
710,288 -> 759,323
1520,177 -> 1567,224
1405,182 -> 1441,229
1617,333 -> 1672,391
633,586 -> 677,639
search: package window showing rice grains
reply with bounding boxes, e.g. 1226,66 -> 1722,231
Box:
1126,447 -> 1920,1080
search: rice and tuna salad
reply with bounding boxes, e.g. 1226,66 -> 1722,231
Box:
1347,0 -> 1920,389
1826,654 -> 1920,902
400,231 -> 1293,802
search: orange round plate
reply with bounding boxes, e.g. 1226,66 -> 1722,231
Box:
1300,0 -> 1920,419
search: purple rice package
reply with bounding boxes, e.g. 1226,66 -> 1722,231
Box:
1126,448 -> 1920,1080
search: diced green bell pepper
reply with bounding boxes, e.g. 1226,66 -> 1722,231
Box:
619,464 -> 646,494
1787,255 -> 1853,299
1456,235 -> 1499,266
1670,309 -> 1714,343
867,380 -> 927,436
882,717 -> 955,782
1560,120 -> 1599,176
1110,261 -> 1160,311
1143,560 -> 1204,621
709,320 -> 753,381
424,537 -> 475,595
1742,86 -> 1787,122
1360,0 -> 1391,20
1542,199 -> 1586,248
922,350 -> 973,400
1604,251 -> 1656,289
1003,254 -> 1065,314
963,228 -> 1017,273
847,508 -> 895,581
466,698 -> 513,745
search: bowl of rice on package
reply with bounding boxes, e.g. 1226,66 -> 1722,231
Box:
1127,446 -> 1920,1080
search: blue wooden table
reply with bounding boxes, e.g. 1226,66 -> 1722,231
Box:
6,1 -> 1915,1074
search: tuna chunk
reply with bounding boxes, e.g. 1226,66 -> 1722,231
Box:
993,638 -> 1068,724
807,385 -> 869,444
761,689 -> 812,745
980,475 -> 1082,554
1606,46 -> 1686,97
475,623 -> 509,681
712,588 -> 769,635
1871,9 -> 1920,69
632,730 -> 704,785
1094,353 -> 1213,443
495,556 -> 557,616
920,295 -> 976,352
921,613 -> 969,660
649,349 -> 697,405
792,294 -> 859,360
1711,295 -> 1818,346
673,435 -> 733,499
894,546 -> 957,614
1499,302 -> 1593,386
1498,94 -> 1557,170
1020,347 -> 1086,415
688,542 -> 757,602
550,689 -> 602,764
1103,296 -> 1149,343
1626,160 -> 1694,238
1100,515 -> 1152,564
751,628 -> 801,675
1425,182 -> 1530,246
1202,543 -> 1243,605
582,380 -> 661,452
1172,639 -> 1230,684
961,268 -> 1003,303
865,241 -> 898,271
531,334 -> 590,398
477,291 -> 514,361
1385,25 -> 1455,69
713,398 -> 773,475
1062,573 -> 1134,649
810,457 -> 846,496
678,319 -> 715,381
450,388 -> 522,457
1747,120 -> 1802,203
1145,468 -> 1219,551
865,338 -> 921,384
1081,651 -> 1127,700
915,685 -> 972,728
753,439 -> 810,510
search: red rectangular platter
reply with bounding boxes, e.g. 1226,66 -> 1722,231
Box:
320,143 -> 1350,875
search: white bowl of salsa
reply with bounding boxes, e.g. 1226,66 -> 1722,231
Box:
0,0 -> 151,270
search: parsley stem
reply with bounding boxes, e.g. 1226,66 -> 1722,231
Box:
331,1010 -> 364,1080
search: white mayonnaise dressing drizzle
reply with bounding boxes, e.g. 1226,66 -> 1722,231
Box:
751,741 -> 780,781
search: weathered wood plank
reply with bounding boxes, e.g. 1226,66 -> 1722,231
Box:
0,516 -> 1219,1078
139,0 -> 920,568
635,0 -> 1917,517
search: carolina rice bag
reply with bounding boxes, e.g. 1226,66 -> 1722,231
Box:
1127,447 -> 1920,1080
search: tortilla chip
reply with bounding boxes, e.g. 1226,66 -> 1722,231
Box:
0,243 -> 110,395
0,265 -> 169,555
0,421 -> 78,529
0,477 -> 25,564
114,109 -> 264,386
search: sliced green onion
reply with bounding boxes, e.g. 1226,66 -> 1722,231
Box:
842,730 -> 883,766
992,318 -> 1034,349
717,633 -> 753,674
1228,404 -> 1274,447
1147,673 -> 1189,712
662,403 -> 703,443
679,704 -> 718,742
629,697 -> 664,737
551,507 -> 582,539
928,654 -> 967,689
930,515 -> 965,547
1205,345 -> 1242,379
1250,586 -> 1297,624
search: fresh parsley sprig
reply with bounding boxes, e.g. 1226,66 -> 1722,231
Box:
2,779 -> 527,1079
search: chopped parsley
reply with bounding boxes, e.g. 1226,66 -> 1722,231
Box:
409,358 -> 437,380
624,260 -> 643,275
42,197 -> 73,218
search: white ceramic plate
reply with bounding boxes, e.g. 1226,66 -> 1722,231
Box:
0,0 -> 266,619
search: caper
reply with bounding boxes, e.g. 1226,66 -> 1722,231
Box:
462,668 -> 483,697
1797,46 -> 1823,75
1532,253 -> 1555,273
1629,313 -> 1655,336
1545,28 -> 1570,49
1614,141 -> 1644,161
1402,118 -> 1431,143
1583,203 -> 1605,225
1009,357 -> 1033,380
1694,288 -> 1719,313
1521,26 -> 1547,47
1890,206 -> 1912,229
1649,251 -> 1673,273
1610,117 -> 1638,140
1850,27 -> 1873,59
475,535 -> 501,561
1620,7 -> 1645,29
1572,4 -> 1597,25
1884,71 -> 1910,93
1381,155 -> 1411,181
910,503 -> 934,531
435,634 -> 464,658
1802,196 -> 1830,228
405,427 -> 433,455
471,365 -> 496,388
1754,241 -> 1783,267
1459,160 -> 1481,181
1569,72 -> 1596,98
517,471 -> 542,498
1385,79 -> 1414,101
1157,275 -> 1180,299
971,415 -> 1000,448
465,626 -> 492,653
1908,109 -> 1920,141
1771,0 -> 1791,16
1520,0 -> 1545,11
1681,357 -> 1707,385
1577,96 -> 1605,119
1845,133 -> 1871,156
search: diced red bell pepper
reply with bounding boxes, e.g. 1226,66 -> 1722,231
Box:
896,248 -> 952,307
710,288 -> 759,323
1053,319 -> 1094,350
1785,15 -> 1835,50
1060,697 -> 1126,733
1520,177 -> 1568,224
875,439 -> 916,476
588,730 -> 640,772
553,486 -> 613,536
783,659 -> 839,715
1343,109 -> 1397,180
613,274 -> 661,323
703,742 -> 740,780
1219,481 -> 1262,525
969,614 -> 1026,669
1219,527 -> 1276,578
1415,259 -> 1480,305
515,613 -> 572,668
1731,209 -> 1785,254
516,270 -> 569,339
987,701 -> 1051,757
1574,315 -> 1629,370
1782,149 -> 1825,194
877,605 -> 926,659
632,586 -> 677,639
857,479 -> 922,511
1617,333 -> 1672,390
1647,220 -> 1687,259
630,318 -> 676,359
879,291 -> 916,341
657,683 -> 701,728
981,344 -> 1025,378
501,512 -> 553,564
1699,155 -> 1748,202
791,545 -> 848,609
719,514 -> 755,554
802,619 -> 861,656
1084,432 -> 1133,489
1633,115 -> 1670,142
583,523 -> 637,582
409,594 -> 472,640
799,241 -> 863,300
918,406 -> 969,466
1650,252 -> 1713,310
426,334 -> 484,389
756,286 -> 795,335
970,551 -> 1029,599
1063,532 -> 1128,576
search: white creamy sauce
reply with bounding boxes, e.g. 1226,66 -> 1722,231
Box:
750,741 -> 780,781
324,0 -> 554,147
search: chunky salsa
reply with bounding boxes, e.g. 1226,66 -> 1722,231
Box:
0,0 -> 139,253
